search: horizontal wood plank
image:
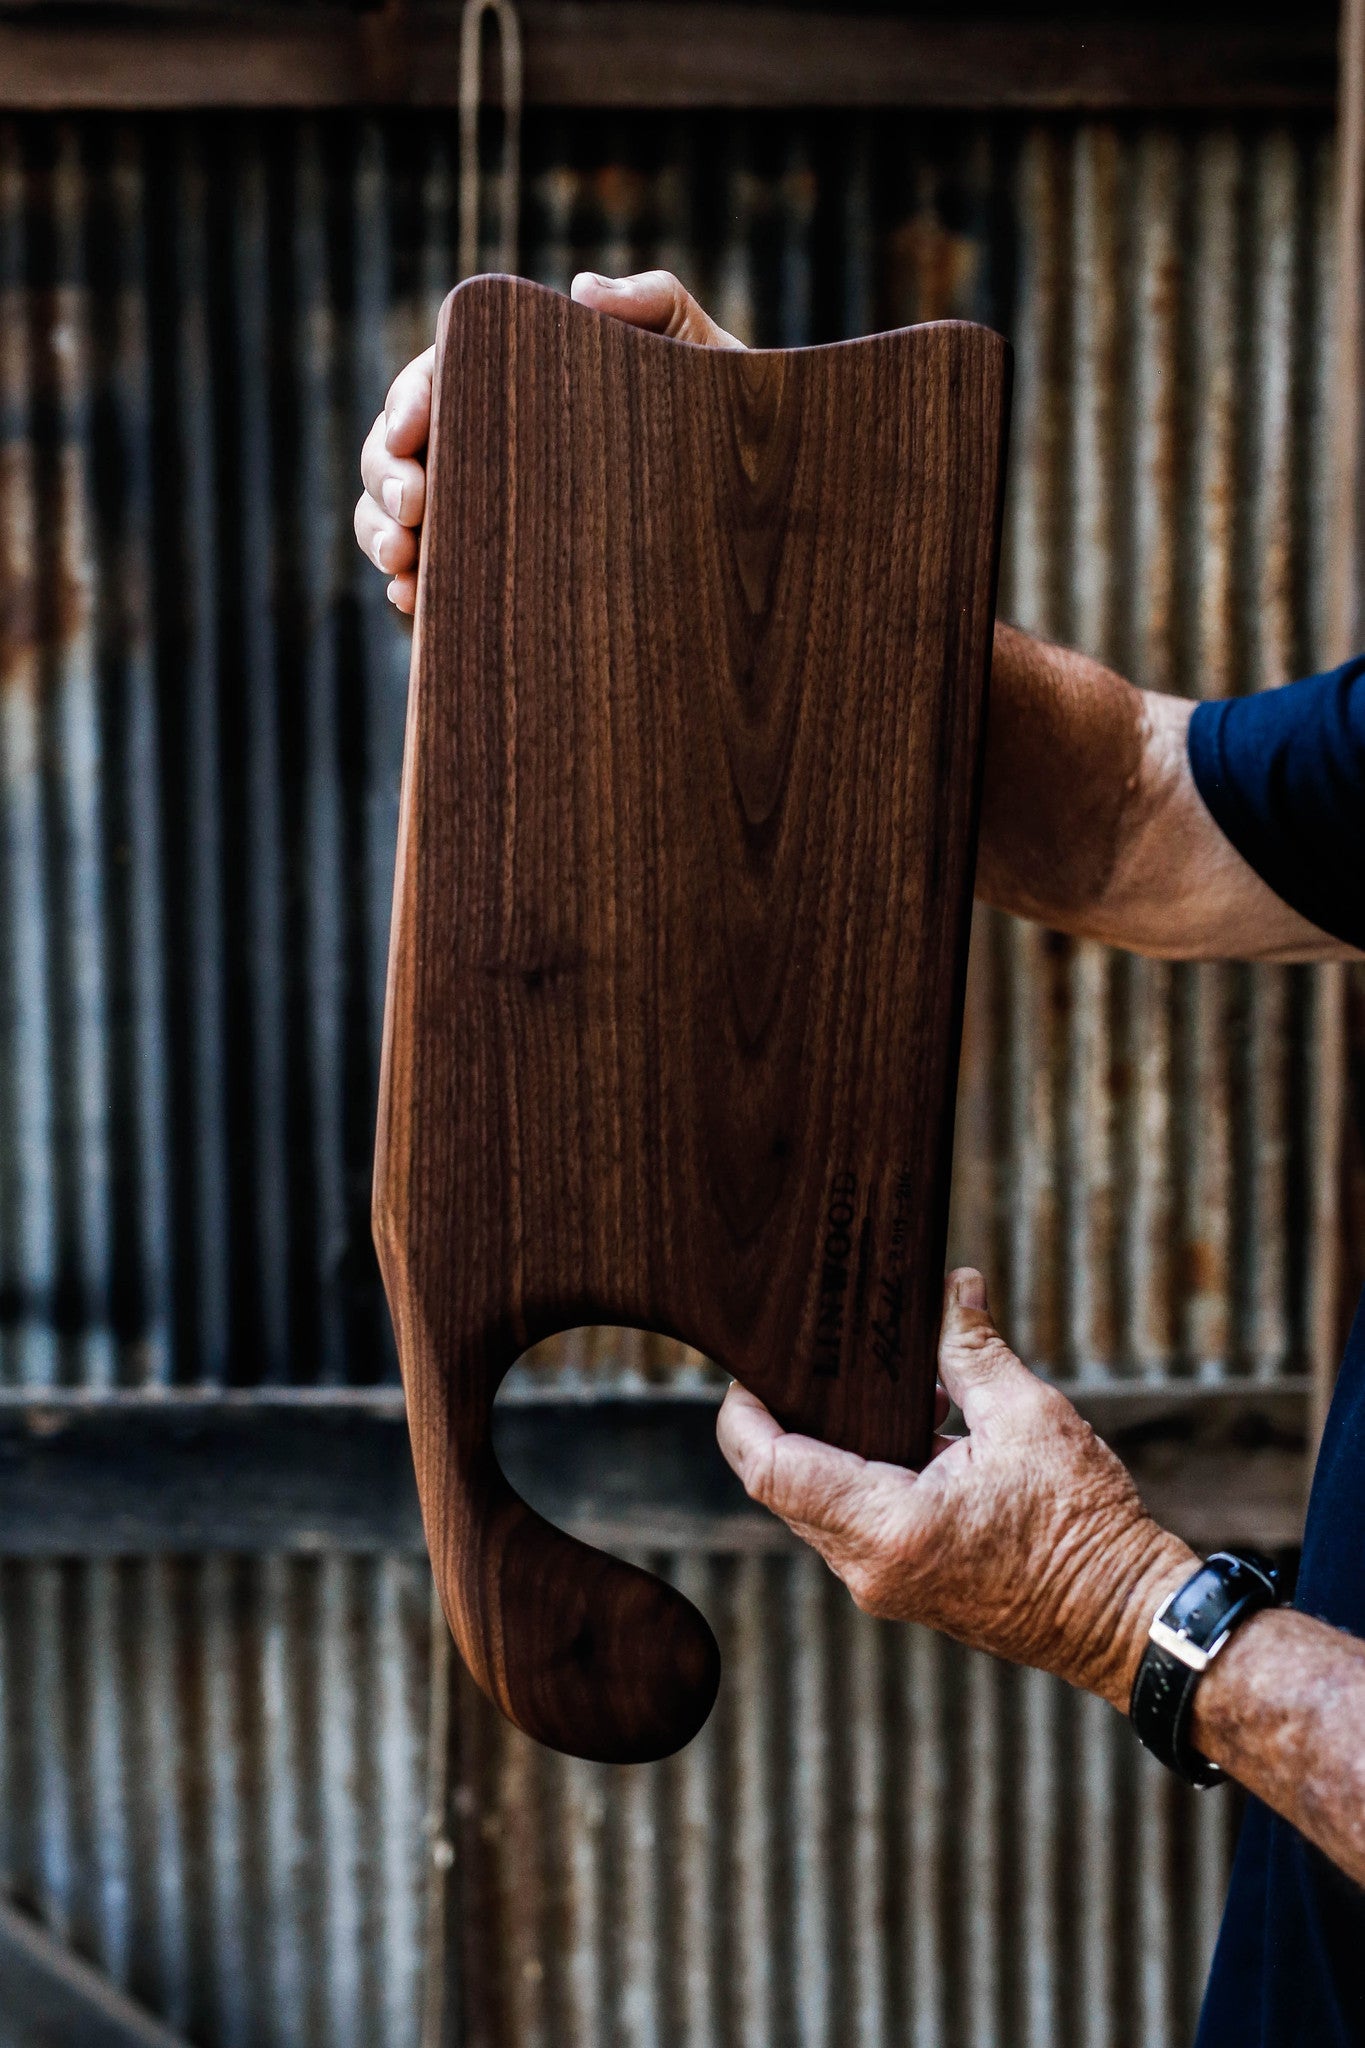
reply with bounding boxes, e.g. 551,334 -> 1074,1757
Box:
0,1383 -> 1310,1556
0,5 -> 1338,110
0,1390 -> 425,1556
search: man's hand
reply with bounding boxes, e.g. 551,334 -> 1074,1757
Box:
354,270 -> 742,614
721,1287 -> 1365,1887
718,1269 -> 1196,1710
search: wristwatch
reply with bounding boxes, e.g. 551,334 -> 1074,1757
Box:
1129,1550 -> 1283,1787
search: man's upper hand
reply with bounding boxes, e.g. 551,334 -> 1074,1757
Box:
354,270 -> 742,615
355,345 -> 434,614
717,1269 -> 1197,1710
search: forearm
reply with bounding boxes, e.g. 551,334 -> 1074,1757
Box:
977,622 -> 1147,930
1190,1607 -> 1365,1887
979,622 -> 1347,960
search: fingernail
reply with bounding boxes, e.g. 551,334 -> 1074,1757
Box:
586,272 -> 620,290
381,478 -> 403,519
953,1271 -> 987,1311
371,531 -> 388,570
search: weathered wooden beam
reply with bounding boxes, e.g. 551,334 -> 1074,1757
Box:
0,1390 -> 425,1556
1086,1383 -> 1312,1554
0,1383 -> 1310,1556
0,1897 -> 193,2048
0,4 -> 1338,111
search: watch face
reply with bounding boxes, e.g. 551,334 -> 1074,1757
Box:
1172,1581 -> 1219,1640
1134,1552 -> 1277,1791
1210,1549 -> 1281,1597
1170,1555 -> 1280,1647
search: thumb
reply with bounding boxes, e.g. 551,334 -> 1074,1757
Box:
570,269 -> 745,350
937,1268 -> 1039,1440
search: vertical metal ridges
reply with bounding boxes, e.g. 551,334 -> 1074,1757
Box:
0,1547 -> 1246,2047
0,107 -> 1348,2048
953,120 -> 1340,1387
0,1554 -> 429,2048
446,1552 -> 1241,2048
0,111 -> 1340,1392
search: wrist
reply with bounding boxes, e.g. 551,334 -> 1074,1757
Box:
1127,1549 -> 1286,1785
1084,1520 -> 1198,1712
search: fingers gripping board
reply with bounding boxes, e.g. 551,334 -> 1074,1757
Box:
374,276 -> 1010,1764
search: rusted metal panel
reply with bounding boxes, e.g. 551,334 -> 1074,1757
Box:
0,111 -> 1338,1392
437,1551 -> 1244,2048
962,119 -> 1343,1390
0,105 -> 1353,2048
0,1555 -> 430,2048
0,1547 -> 1246,2048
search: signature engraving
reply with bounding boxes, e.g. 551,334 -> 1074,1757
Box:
812,1171 -> 858,1378
869,1166 -> 916,1382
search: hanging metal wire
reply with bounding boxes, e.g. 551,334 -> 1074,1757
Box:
459,0 -> 522,279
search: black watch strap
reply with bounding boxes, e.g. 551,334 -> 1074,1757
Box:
1129,1550 -> 1282,1787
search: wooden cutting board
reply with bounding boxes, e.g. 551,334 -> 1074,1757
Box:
375,276 -> 1010,1763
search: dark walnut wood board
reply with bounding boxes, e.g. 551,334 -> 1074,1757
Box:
375,276 -> 1010,1763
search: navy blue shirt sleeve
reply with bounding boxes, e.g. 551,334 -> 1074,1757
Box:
1186,656 -> 1365,953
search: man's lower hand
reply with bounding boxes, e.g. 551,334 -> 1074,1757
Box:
716,1269 -> 1196,1711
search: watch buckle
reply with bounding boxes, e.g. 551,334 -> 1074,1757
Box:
1148,1615 -> 1212,1673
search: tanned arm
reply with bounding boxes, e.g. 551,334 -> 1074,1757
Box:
980,623 -> 1359,962
1190,1609 -> 1365,1885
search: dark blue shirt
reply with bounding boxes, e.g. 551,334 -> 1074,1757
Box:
1188,658 -> 1365,2048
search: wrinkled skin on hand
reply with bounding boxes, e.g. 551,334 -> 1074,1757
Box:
717,1270 -> 1196,1711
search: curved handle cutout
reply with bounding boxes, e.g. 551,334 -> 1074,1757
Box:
458,1448 -> 720,1764
408,1323 -> 720,1764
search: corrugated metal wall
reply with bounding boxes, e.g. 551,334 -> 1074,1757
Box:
961,121 -> 1339,1388
0,1555 -> 429,2047
0,113 -> 1340,1395
447,1550 -> 1241,2048
0,108 -> 1348,2045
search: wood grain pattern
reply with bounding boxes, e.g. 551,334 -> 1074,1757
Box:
374,276 -> 1009,1762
